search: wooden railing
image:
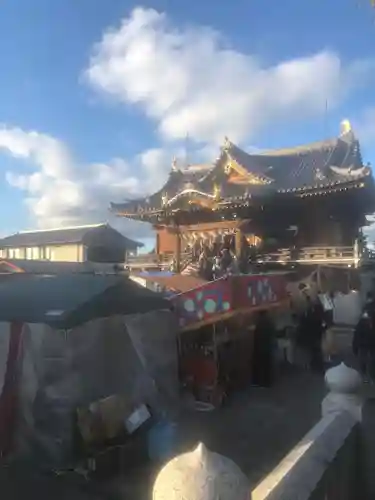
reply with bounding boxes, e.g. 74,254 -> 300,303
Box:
126,246 -> 375,271
125,252 -> 191,269
257,246 -> 360,266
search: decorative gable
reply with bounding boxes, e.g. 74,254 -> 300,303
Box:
224,158 -> 273,185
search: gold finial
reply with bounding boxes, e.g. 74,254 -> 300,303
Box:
340,119 -> 352,135
171,156 -> 178,171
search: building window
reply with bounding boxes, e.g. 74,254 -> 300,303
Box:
39,247 -> 51,260
82,246 -> 87,261
25,247 -> 40,260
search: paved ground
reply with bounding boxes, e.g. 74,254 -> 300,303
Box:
112,327 -> 354,499
0,327 -> 355,500
111,368 -> 327,499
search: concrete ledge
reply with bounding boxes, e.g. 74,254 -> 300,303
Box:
252,411 -> 357,500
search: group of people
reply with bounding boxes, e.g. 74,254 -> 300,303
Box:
251,290 -> 375,386
184,235 -> 257,279
292,290 -> 375,382
352,292 -> 375,383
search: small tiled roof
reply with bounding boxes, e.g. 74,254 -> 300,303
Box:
0,223 -> 143,249
0,259 -> 116,274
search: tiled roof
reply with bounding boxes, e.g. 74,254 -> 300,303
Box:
0,223 -> 143,249
225,131 -> 365,190
111,129 -> 372,218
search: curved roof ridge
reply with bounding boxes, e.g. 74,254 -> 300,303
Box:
258,137 -> 338,157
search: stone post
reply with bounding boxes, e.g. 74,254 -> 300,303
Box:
152,442 -> 250,500
321,362 -> 363,421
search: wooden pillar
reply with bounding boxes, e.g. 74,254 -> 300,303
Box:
156,231 -> 160,255
175,225 -> 181,272
235,228 -> 242,258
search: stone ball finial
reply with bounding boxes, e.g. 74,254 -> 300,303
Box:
324,362 -> 362,394
152,442 -> 250,500
322,363 -> 363,421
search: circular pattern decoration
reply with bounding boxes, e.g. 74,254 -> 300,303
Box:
204,299 -> 217,313
184,299 -> 196,312
181,289 -> 229,323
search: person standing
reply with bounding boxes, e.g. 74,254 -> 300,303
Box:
353,311 -> 375,383
364,291 -> 375,321
299,296 -> 325,373
252,311 -> 277,387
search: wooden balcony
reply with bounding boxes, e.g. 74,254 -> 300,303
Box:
257,246 -> 362,267
125,246 -> 375,271
125,252 -> 190,269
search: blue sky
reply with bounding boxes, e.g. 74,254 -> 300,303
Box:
0,0 -> 375,247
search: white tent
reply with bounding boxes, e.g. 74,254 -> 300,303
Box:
0,274 -> 178,468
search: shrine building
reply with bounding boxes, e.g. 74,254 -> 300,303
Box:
111,120 -> 375,270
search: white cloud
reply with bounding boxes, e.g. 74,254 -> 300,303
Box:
2,7 -> 375,234
85,7 -> 373,145
355,107 -> 375,145
0,125 -> 174,236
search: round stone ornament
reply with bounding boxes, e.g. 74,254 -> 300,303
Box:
153,442 -> 250,500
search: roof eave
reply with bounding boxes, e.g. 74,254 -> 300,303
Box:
0,238 -> 84,248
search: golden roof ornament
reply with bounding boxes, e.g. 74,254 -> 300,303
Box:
171,156 -> 178,172
222,136 -> 231,152
340,119 -> 352,136
224,161 -> 232,174
161,192 -> 169,207
213,183 -> 221,200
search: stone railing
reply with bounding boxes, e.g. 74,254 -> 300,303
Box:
252,363 -> 363,500
152,363 -> 365,500
252,412 -> 359,500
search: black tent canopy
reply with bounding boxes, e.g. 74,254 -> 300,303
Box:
0,273 -> 170,328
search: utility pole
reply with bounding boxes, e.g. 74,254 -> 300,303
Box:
324,98 -> 328,139
184,132 -> 190,168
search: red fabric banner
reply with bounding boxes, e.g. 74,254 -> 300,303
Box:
0,322 -> 23,457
